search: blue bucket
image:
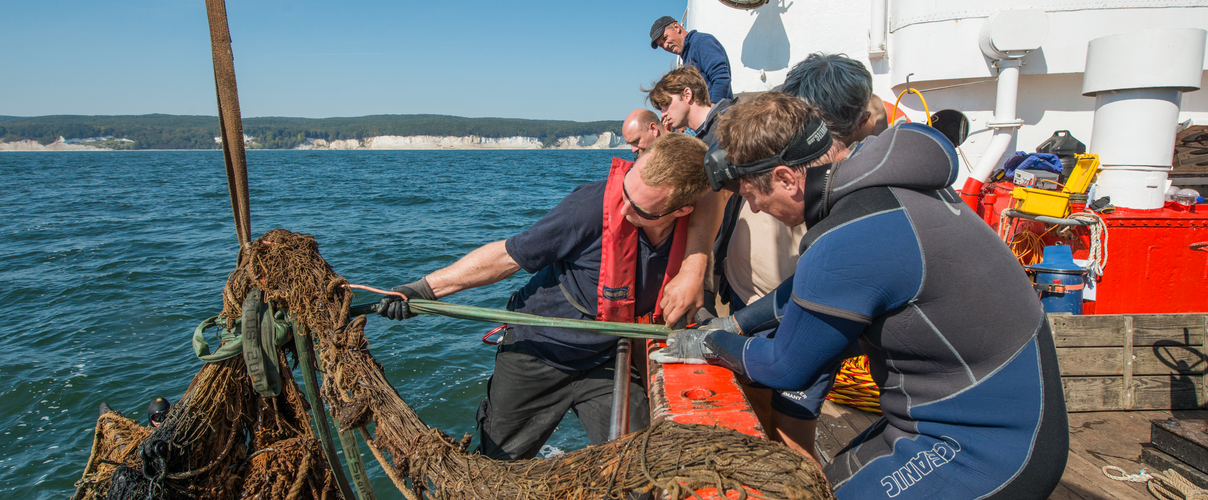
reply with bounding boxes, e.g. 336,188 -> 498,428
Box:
1024,245 -> 1087,315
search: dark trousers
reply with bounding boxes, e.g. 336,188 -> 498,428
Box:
476,345 -> 650,460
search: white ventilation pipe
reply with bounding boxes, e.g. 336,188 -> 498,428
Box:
1083,28 -> 1206,210
968,60 -> 1021,183
959,9 -> 1047,207
869,0 -> 887,58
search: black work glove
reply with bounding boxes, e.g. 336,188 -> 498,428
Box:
378,277 -> 436,321
649,328 -> 717,365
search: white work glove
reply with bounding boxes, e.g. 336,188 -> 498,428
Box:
702,315 -> 741,335
650,329 -> 716,365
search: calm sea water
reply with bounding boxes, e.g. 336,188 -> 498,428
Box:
0,149 -> 628,498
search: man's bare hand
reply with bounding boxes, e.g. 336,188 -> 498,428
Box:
659,254 -> 707,327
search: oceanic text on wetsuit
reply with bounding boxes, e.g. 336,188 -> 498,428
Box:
880,436 -> 961,497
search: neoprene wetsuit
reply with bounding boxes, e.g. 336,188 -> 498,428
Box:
705,123 -> 1068,499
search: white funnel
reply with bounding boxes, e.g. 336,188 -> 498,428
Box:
1083,28 -> 1206,210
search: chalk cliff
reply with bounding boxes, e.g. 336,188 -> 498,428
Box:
2,132 -> 627,151
295,132 -> 625,150
0,137 -> 109,151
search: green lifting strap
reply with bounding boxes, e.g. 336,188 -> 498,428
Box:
192,312 -> 291,363
292,320 -> 357,500
336,427 -> 378,500
242,288 -> 282,398
198,296 -> 671,365
353,299 -> 675,339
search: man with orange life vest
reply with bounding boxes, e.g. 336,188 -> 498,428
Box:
378,133 -> 710,460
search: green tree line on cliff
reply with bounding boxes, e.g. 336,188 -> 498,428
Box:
0,114 -> 623,150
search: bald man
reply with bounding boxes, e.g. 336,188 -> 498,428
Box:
621,109 -> 665,156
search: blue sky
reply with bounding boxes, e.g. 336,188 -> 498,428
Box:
1,0 -> 689,121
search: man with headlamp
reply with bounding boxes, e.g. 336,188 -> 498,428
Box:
652,92 -> 1067,499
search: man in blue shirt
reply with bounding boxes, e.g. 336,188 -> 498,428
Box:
379,133 -> 710,460
650,16 -> 734,104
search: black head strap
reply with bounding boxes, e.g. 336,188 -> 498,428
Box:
704,115 -> 833,192
730,115 -> 832,176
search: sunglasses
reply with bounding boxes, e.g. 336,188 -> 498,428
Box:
150,411 -> 168,424
622,172 -> 679,220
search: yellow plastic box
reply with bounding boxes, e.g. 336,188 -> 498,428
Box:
1011,187 -> 1071,218
1062,153 -> 1099,195
1010,153 -> 1100,217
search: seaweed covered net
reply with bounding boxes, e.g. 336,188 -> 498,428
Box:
73,345 -> 342,499
75,228 -> 834,500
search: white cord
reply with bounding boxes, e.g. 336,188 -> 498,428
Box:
1068,211 -> 1108,281
1103,465 -> 1153,483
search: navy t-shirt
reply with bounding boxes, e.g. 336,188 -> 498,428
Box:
504,179 -> 674,371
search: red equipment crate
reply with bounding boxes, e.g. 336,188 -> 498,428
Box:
979,181 -> 1208,314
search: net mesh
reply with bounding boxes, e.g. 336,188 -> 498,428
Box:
74,229 -> 834,500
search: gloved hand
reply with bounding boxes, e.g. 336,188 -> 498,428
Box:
649,328 -> 716,365
378,278 -> 436,321
702,315 -> 741,335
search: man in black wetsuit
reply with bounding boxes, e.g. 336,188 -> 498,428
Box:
379,133 -> 710,460
653,92 -> 1068,498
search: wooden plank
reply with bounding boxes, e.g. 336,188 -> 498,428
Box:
812,413 -> 844,466
1054,411 -> 1208,499
1133,376 -> 1206,410
1046,480 -> 1090,500
1139,346 -> 1207,375
1048,314 -> 1208,347
1142,444 -> 1208,489
1063,376 -> 1206,411
1051,458 -> 1138,500
842,407 -> 881,432
1149,418 -> 1208,475
1062,412 -> 1154,499
815,401 -> 867,464
1067,413 -> 1150,497
1050,315 -> 1126,347
1124,317 -> 1134,409
1132,314 -> 1207,346
1063,377 -> 1126,412
1057,347 -> 1207,376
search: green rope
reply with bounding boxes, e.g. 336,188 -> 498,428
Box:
404,299 -> 673,339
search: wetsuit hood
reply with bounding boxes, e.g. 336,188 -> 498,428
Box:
804,123 -> 959,227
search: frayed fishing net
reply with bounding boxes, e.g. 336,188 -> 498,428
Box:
74,229 -> 834,499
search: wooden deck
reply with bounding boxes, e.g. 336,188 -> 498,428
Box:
815,400 -> 1208,499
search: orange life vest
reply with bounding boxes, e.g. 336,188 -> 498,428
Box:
597,157 -> 690,325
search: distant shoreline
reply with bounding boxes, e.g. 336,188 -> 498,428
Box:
0,114 -> 627,151
0,134 -> 628,152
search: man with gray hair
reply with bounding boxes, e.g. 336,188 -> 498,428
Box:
649,15 -> 734,104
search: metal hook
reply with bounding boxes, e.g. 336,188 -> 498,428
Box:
905,73 -> 915,93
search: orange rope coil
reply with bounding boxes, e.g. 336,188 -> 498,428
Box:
826,356 -> 881,414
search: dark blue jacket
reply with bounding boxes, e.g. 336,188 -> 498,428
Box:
682,31 -> 733,103
505,180 -> 673,371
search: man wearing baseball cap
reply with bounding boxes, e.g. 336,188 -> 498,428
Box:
649,16 -> 733,104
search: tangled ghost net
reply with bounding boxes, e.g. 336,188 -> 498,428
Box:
75,229 -> 834,500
